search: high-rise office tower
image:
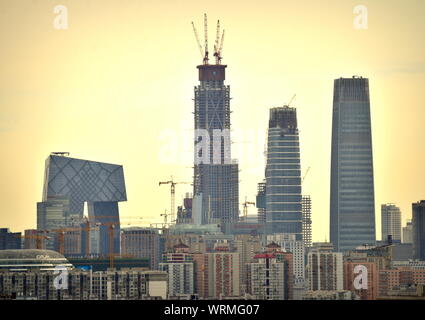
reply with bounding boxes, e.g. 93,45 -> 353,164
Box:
381,204 -> 402,242
330,77 -> 376,252
412,200 -> 425,261
265,107 -> 302,239
37,153 -> 127,255
192,17 -> 239,227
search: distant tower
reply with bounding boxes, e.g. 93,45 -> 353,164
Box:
330,77 -> 376,252
381,204 -> 402,242
191,15 -> 239,227
265,106 -> 302,240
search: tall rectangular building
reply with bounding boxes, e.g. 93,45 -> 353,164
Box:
265,107 -> 302,240
193,64 -> 239,227
412,200 -> 425,261
330,77 -> 376,252
307,242 -> 343,291
381,203 -> 402,242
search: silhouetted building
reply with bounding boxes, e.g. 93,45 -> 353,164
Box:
330,77 -> 376,252
403,220 -> 413,244
412,200 -> 425,261
0,229 -> 21,250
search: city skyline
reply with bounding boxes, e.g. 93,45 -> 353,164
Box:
1,0 -> 425,243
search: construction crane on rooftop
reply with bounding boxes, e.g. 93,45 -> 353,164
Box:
191,14 -> 225,65
159,177 -> 191,224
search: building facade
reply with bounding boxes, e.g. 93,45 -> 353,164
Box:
343,262 -> 378,300
159,243 -> 194,297
121,228 -> 160,269
265,106 -> 302,240
307,243 -> 343,291
266,233 -> 305,285
330,77 -> 376,252
247,242 -> 293,300
302,195 -> 312,249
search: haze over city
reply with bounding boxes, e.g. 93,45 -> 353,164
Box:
1,0 -> 425,243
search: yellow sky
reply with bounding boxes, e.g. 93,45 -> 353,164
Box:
1,0 -> 424,242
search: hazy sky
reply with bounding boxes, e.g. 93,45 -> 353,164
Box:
1,0 -> 424,241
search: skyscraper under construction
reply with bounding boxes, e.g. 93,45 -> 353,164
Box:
191,15 -> 239,227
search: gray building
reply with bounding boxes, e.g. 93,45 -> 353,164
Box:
381,204 -> 402,242
193,64 -> 239,228
0,228 -> 21,250
412,200 -> 425,261
265,106 -> 302,240
330,77 -> 376,252
403,220 -> 413,244
37,154 -> 127,255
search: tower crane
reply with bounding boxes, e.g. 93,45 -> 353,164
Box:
159,177 -> 191,224
302,166 -> 311,184
241,197 -> 256,221
191,14 -> 225,65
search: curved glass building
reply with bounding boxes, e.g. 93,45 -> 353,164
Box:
265,107 -> 302,240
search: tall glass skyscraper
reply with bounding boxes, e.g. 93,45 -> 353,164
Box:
330,77 -> 376,252
265,107 -> 302,240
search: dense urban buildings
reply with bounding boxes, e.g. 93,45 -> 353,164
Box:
265,106 -> 303,239
0,268 -> 167,300
412,201 -> 425,261
247,242 -> 293,300
37,154 -> 127,256
330,76 -> 376,252
381,204 -> 402,242
159,242 -> 195,297
266,233 -> 305,285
